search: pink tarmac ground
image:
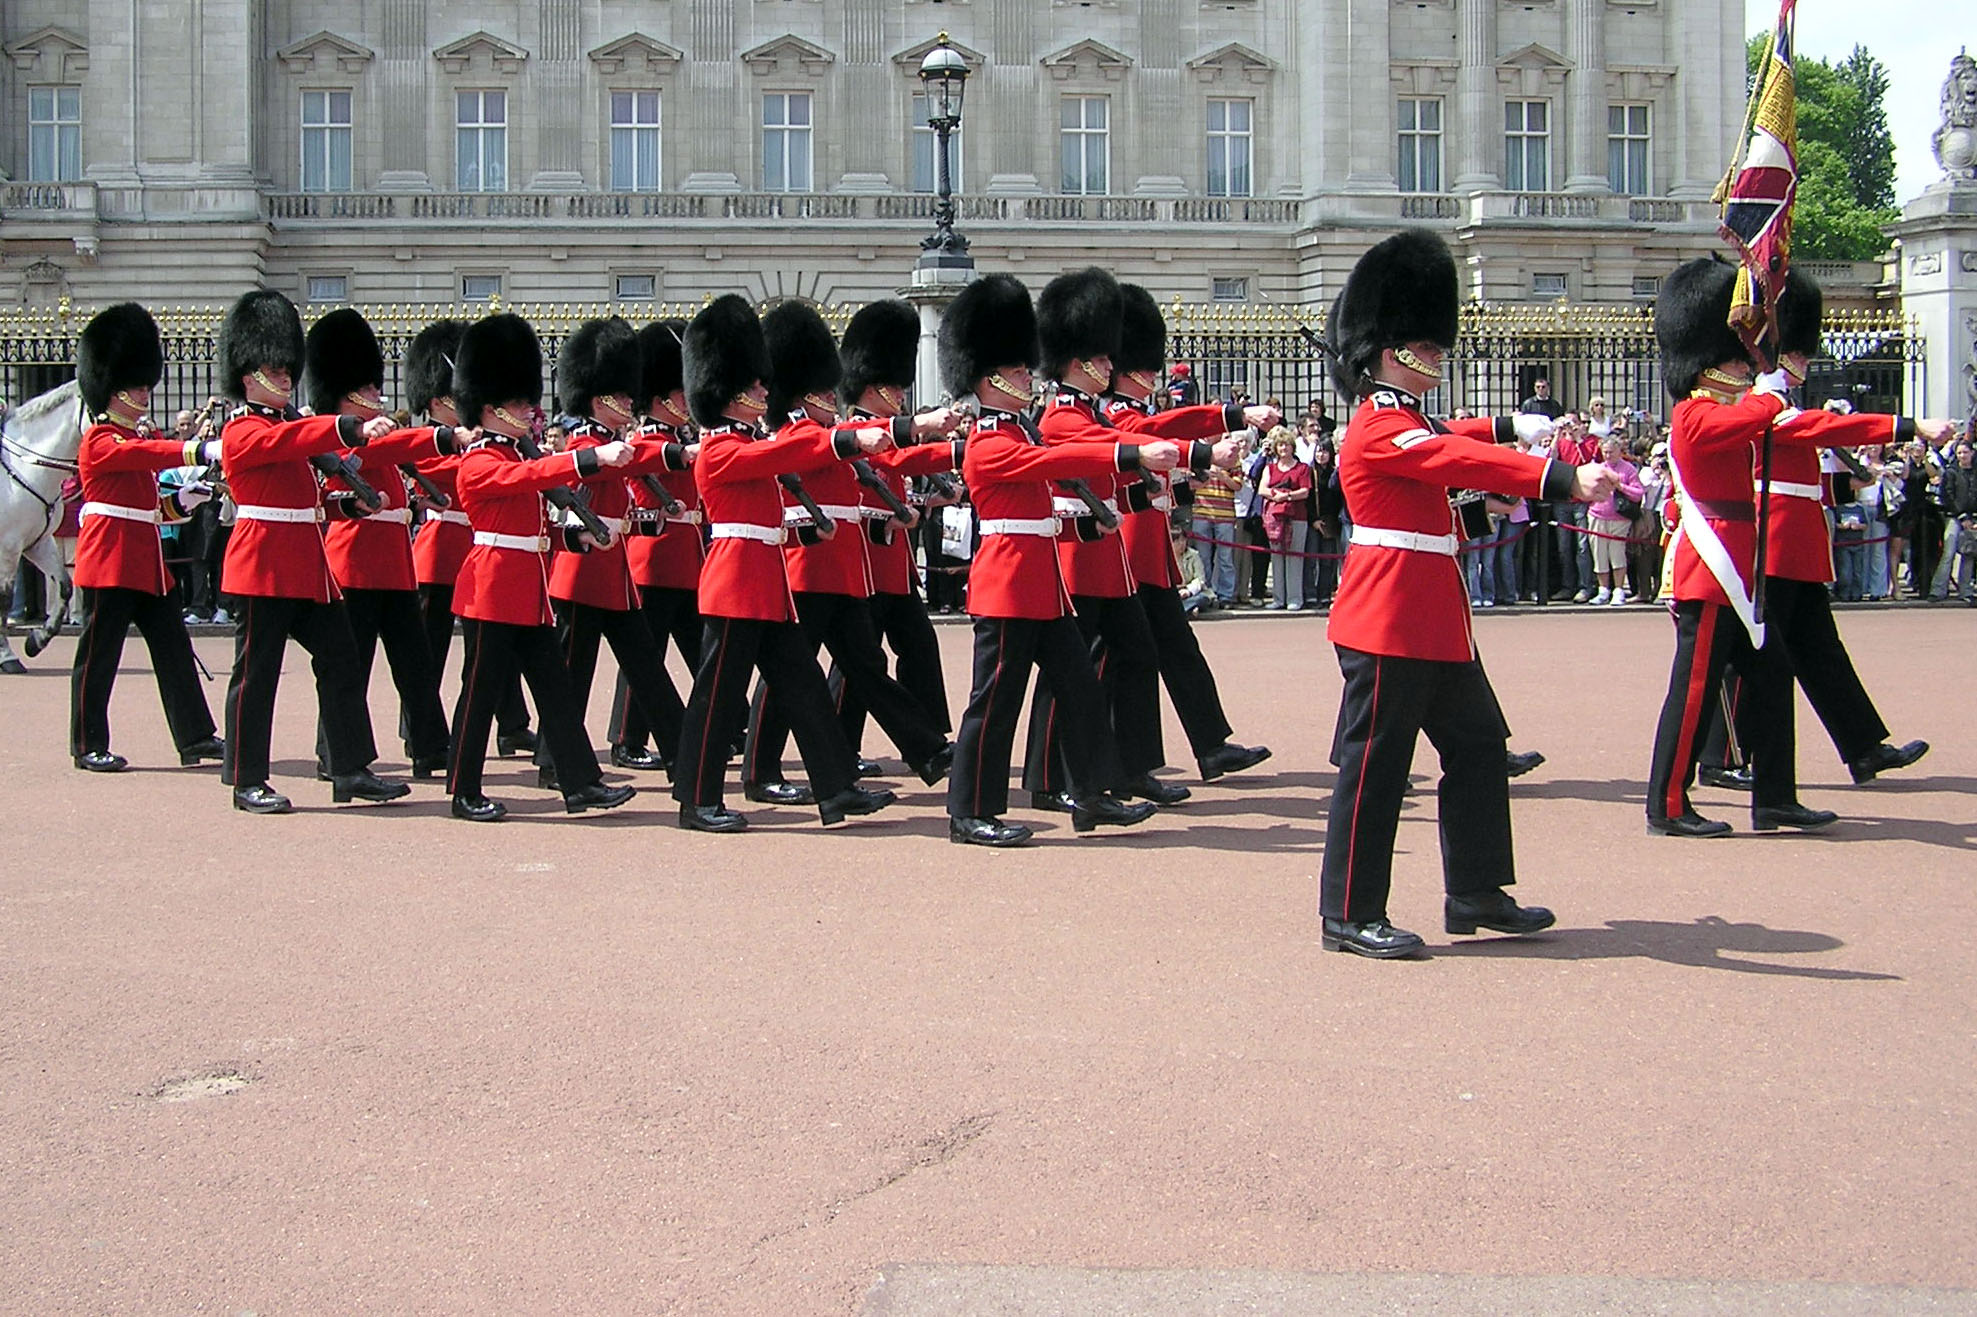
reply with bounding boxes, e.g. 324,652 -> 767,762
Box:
0,608 -> 1972,1314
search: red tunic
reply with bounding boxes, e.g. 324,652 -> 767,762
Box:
452,440 -> 597,627
960,411 -> 1145,620
218,406 -> 354,603
1664,388 -> 1817,607
1756,408 -> 1915,585
322,425 -> 455,594
1105,397 -> 1244,588
1327,389 -> 1568,662
863,435 -> 965,596
73,421 -> 202,595
625,418 -> 704,592
694,418 -> 858,623
547,420 -> 684,611
411,455 -> 473,588
1038,391 -> 1137,599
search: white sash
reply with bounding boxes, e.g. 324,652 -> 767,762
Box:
1666,449 -> 1764,648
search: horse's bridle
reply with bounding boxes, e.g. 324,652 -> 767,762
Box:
0,395 -> 86,538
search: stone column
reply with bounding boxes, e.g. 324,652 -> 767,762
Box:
1451,0 -> 1499,192
1670,0 -> 1737,199
1888,183 -> 1977,418
529,0 -> 585,191
1563,0 -> 1608,192
1343,0 -> 1396,191
375,0 -> 432,190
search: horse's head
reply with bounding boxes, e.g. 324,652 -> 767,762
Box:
1,379 -> 85,459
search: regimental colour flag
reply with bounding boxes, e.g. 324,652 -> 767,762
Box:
1716,0 -> 1798,368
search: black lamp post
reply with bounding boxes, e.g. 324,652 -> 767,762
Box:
917,34 -> 971,266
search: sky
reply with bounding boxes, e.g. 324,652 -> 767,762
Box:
1746,0 -> 1962,207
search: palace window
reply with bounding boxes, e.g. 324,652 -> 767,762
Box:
610,91 -> 662,192
762,92 -> 813,193
1206,99 -> 1253,198
27,86 -> 82,182
1397,98 -> 1443,193
1504,100 -> 1549,192
1608,103 -> 1650,195
911,91 -> 963,194
300,91 -> 353,193
456,91 -> 508,193
1060,96 -> 1110,195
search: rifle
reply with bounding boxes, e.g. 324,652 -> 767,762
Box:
401,462 -> 450,510
851,458 -> 916,525
777,473 -> 836,536
637,472 -> 686,518
513,420 -> 614,543
1061,477 -> 1120,531
310,451 -> 383,513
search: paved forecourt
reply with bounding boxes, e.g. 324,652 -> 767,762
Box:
0,608 -> 1970,1314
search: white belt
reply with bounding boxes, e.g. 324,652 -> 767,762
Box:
555,511 -> 629,535
80,500 -> 161,525
979,517 -> 1059,537
425,509 -> 471,526
472,530 -> 550,553
236,504 -> 325,525
1758,480 -> 1823,501
1052,496 -> 1119,519
860,505 -> 895,520
665,509 -> 704,526
782,503 -> 863,525
363,507 -> 414,525
710,522 -> 787,546
1350,525 -> 1457,556
1148,495 -> 1174,513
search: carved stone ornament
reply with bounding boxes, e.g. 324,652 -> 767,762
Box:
1933,50 -> 1977,181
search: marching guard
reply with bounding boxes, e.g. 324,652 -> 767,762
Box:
1318,230 -> 1607,957
608,320 -> 705,771
739,300 -> 957,804
669,295 -> 898,833
828,298 -> 960,762
941,273 -> 1185,847
1644,258 -> 1844,838
405,319 -> 538,759
539,316 -> 694,790
444,312 -> 637,822
1104,283 -> 1276,783
68,302 -> 225,773
305,308 -> 455,779
214,289 -> 415,814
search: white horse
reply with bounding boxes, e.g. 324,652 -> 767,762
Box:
0,379 -> 86,673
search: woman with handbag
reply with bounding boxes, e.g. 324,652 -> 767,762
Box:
1587,434 -> 1645,605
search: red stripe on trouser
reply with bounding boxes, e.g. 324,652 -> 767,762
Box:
1664,601 -> 1718,818
448,623 -> 485,795
1340,654 -> 1382,921
695,620 -> 730,802
971,625 -> 1006,818
230,602 -> 254,781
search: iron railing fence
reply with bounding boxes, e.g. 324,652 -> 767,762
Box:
1,300 -> 1925,429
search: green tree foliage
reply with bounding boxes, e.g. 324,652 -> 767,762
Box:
1741,36 -> 1898,260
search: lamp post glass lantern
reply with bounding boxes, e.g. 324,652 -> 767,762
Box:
918,34 -> 971,262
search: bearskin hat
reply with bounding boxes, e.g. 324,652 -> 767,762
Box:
937,274 -> 1039,400
404,319 -> 468,417
1115,284 -> 1168,377
452,313 -> 543,425
1775,267 -> 1823,360
557,316 -> 642,418
637,319 -> 688,410
1037,266 -> 1123,381
76,303 -> 164,415
302,308 -> 385,417
838,299 -> 920,406
218,289 -> 306,401
762,301 -> 843,423
1326,229 -> 1460,400
683,294 -> 770,430
1654,258 -> 1748,401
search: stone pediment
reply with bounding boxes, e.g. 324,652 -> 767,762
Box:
5,25 -> 88,79
741,34 -> 837,76
1040,39 -> 1133,82
433,31 -> 529,74
588,33 -> 684,76
1185,42 -> 1275,85
1499,42 -> 1572,71
891,35 -> 987,73
277,31 -> 375,74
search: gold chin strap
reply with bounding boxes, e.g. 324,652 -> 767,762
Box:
875,385 -> 905,413
1393,346 -> 1444,382
987,372 -> 1035,405
250,369 -> 291,400
491,405 -> 535,434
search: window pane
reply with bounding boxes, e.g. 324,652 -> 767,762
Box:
457,91 -> 476,124
1087,148 -> 1106,195
329,91 -> 350,123
1061,137 -> 1081,193
790,131 -> 812,191
612,91 -> 632,123
1608,139 -> 1625,192
1207,139 -> 1226,197
30,87 -> 52,119
487,130 -> 506,189
616,274 -> 656,300
1529,138 -> 1546,189
1088,98 -> 1107,129
302,91 -> 324,125
1422,100 -> 1440,131
1529,101 -> 1546,131
329,129 -> 350,191
485,92 -> 505,123
637,131 -> 658,189
1630,104 -> 1648,135
1398,100 -> 1417,132
1398,136 -> 1418,190
457,131 -> 477,190
764,130 -> 785,192
1421,140 -> 1440,192
611,128 -> 633,189
1062,99 -> 1081,130
1208,100 -> 1226,133
1505,101 -> 1520,132
302,133 -> 323,192
1609,105 -> 1625,135
59,86 -> 79,119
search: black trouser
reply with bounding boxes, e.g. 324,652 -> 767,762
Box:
418,583 -> 531,740
833,586 -> 950,748
222,595 -> 376,788
608,585 -> 702,756
69,585 -> 216,758
746,591 -> 946,786
321,587 -> 450,767
1646,599 -> 1795,821
1023,592 -> 1159,794
536,600 -> 683,773
949,614 -> 1126,820
447,618 -> 602,800
1319,646 -> 1514,925
1136,581 -> 1234,761
672,616 -> 856,808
